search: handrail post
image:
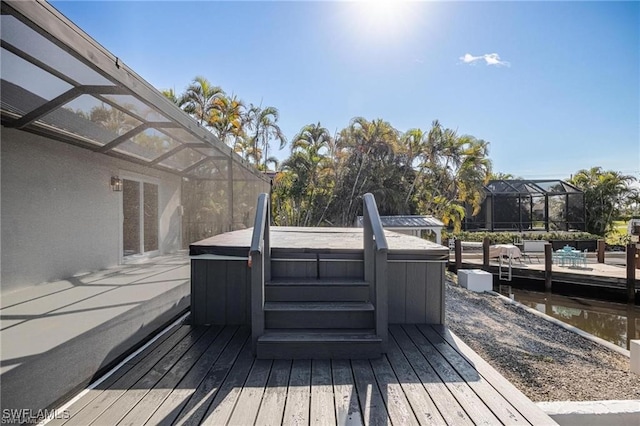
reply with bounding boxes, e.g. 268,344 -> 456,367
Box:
362,193 -> 389,353
363,206 -> 374,302
250,193 -> 269,355
264,199 -> 271,282
375,249 -> 388,351
251,248 -> 264,354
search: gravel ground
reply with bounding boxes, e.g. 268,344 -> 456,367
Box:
445,280 -> 640,402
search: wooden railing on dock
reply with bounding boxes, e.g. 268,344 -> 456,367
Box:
452,239 -> 638,302
362,193 -> 389,351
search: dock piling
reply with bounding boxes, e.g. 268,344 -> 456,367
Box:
483,237 -> 490,271
454,239 -> 462,272
627,243 -> 637,303
544,243 -> 553,292
597,239 -> 605,264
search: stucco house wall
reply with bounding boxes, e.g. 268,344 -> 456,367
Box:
1,126 -> 183,293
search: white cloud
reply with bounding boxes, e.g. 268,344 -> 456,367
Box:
460,52 -> 510,67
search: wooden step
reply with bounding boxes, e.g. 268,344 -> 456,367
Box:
264,302 -> 375,329
270,252 -> 364,280
256,330 -> 382,359
265,278 -> 370,302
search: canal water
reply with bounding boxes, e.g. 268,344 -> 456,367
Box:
501,288 -> 640,350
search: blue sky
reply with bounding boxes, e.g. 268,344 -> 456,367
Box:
50,0 -> 639,180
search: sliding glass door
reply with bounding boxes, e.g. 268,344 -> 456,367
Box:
123,179 -> 158,257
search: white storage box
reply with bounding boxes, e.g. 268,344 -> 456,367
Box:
458,269 -> 493,292
631,340 -> 640,375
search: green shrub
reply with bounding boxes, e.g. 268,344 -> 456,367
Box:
606,233 -> 631,246
442,230 -> 600,245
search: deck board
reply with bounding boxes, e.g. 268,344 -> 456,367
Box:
255,359 -> 291,425
403,324 -> 502,425
117,326 -> 223,426
282,359 -> 312,425
417,325 -> 529,425
369,355 -> 419,426
59,325 -> 196,426
58,324 -> 557,425
195,331 -> 254,426
351,359 -> 391,426
172,327 -> 250,426
227,358 -> 272,425
88,326 -> 209,425
46,322 -> 186,426
143,325 -> 238,426
388,325 -> 474,426
331,359 -> 364,426
310,359 -> 337,425
384,333 -> 447,426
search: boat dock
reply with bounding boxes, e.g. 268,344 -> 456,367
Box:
450,240 -> 638,301
456,254 -> 632,288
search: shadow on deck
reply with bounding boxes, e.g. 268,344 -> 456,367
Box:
47,322 -> 556,426
0,253 -> 190,417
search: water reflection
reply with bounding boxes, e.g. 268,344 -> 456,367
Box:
500,287 -> 640,350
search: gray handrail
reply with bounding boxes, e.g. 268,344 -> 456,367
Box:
250,193 -> 269,254
363,194 -> 388,252
250,193 -> 270,355
362,193 -> 388,351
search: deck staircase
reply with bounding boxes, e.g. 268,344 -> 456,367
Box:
250,194 -> 388,359
257,255 -> 381,359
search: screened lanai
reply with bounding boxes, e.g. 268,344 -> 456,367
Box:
463,179 -> 585,232
0,1 -> 270,247
1,0 -> 271,413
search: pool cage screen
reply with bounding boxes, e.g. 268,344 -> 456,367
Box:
463,179 -> 585,232
181,160 -> 270,247
0,1 -> 272,249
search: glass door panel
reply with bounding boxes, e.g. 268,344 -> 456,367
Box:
123,179 -> 140,256
143,182 -> 159,252
122,179 -> 159,257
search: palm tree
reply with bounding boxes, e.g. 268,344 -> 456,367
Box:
333,117 -> 403,224
455,136 -> 492,215
408,121 -> 492,229
209,94 -> 246,146
247,105 -> 286,169
180,76 -> 225,126
282,123 -> 335,226
490,172 -> 518,180
569,167 -> 637,235
401,128 -> 428,209
233,135 -> 262,164
88,104 -> 139,136
161,88 -> 181,105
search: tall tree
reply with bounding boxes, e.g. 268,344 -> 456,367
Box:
180,76 -> 225,126
209,94 -> 246,146
400,128 -> 428,209
161,88 -> 181,105
569,167 -> 637,235
247,105 -> 286,169
279,123 -> 335,226
413,121 -> 492,231
332,117 -> 405,225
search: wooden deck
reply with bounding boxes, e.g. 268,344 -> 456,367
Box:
456,253 -> 636,291
49,323 -> 556,425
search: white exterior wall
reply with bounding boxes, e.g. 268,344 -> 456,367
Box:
1,127 -> 182,293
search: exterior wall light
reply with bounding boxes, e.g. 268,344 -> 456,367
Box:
110,176 -> 123,191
